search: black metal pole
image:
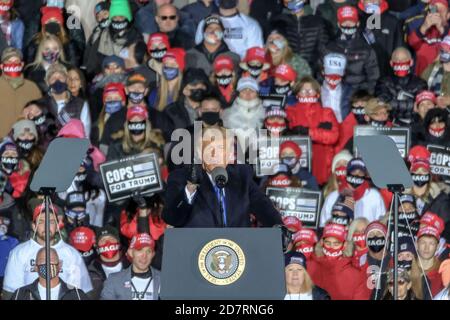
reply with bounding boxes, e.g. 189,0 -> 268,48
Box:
45,195 -> 51,300
393,191 -> 399,300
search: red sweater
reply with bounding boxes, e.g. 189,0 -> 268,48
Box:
307,255 -> 371,300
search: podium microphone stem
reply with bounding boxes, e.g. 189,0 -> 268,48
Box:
45,195 -> 51,300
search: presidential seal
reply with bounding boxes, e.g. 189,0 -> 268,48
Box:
198,239 -> 246,286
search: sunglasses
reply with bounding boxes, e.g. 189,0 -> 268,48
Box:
160,15 -> 177,21
388,280 -> 407,286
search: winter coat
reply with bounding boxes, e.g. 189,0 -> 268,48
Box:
185,43 -> 240,76
248,0 -> 283,38
12,279 -> 89,300
286,102 -> 339,185
322,32 -> 380,94
375,74 -> 427,125
0,193 -> 29,242
0,76 -> 41,137
270,9 -> 329,72
1,19 -> 25,50
316,0 -> 357,39
308,255 -> 371,300
335,112 -> 358,154
421,61 -> 450,97
120,210 -> 167,242
358,3 -> 404,78
181,0 -> 219,26
407,17 -> 450,76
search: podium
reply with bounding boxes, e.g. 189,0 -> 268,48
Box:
160,228 -> 286,300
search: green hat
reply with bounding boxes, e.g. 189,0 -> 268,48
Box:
109,0 -> 132,22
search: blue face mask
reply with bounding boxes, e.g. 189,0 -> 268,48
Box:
163,66 -> 179,81
364,3 -> 380,14
105,100 -> 123,114
47,0 -> 65,8
287,0 -> 304,13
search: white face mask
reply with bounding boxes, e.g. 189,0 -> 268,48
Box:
204,31 -> 223,45
236,97 -> 261,109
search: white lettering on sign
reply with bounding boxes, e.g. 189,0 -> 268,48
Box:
105,167 -> 134,184
109,176 -> 156,193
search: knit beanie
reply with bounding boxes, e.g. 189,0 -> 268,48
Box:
109,0 -> 132,22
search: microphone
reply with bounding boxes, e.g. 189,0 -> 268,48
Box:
211,167 -> 228,189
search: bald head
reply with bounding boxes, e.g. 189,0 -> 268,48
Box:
36,247 -> 59,266
156,4 -> 179,33
391,47 -> 412,63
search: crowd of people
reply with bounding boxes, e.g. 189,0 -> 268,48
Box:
0,0 -> 450,300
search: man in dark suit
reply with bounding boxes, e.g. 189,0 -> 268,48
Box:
163,125 -> 282,228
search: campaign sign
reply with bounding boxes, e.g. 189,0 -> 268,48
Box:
256,136 -> 311,177
260,94 -> 286,109
100,153 -> 163,202
427,144 -> 450,179
266,187 -> 322,228
354,126 -> 410,158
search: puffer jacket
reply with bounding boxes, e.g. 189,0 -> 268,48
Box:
322,31 -> 380,94
375,74 -> 427,125
357,0 -> 404,78
270,9 -> 330,72
286,102 -> 339,185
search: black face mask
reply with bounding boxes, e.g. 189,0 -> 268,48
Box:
81,249 -> 96,266
352,107 -> 366,124
99,18 -> 110,29
128,92 -> 145,105
110,20 -> 129,34
216,75 -> 233,87
150,48 -> 166,62
411,174 -> 430,187
128,121 -> 146,136
17,139 -> 35,156
1,157 -> 18,175
32,114 -> 46,127
219,0 -> 238,10
190,89 -> 206,102
331,214 -> 350,226
398,260 -> 413,271
247,65 -> 263,78
201,112 -> 220,126
274,84 -> 291,95
367,236 -> 386,253
399,210 -> 417,222
371,120 -> 387,127
50,80 -> 68,95
45,22 -> 61,35
346,174 -> 365,189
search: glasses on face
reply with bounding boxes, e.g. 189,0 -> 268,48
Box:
299,89 -> 316,95
160,15 -> 177,21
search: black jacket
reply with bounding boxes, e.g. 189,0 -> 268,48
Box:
12,279 -> 89,300
322,31 -> 380,94
358,11 -> 404,78
163,164 -> 282,227
270,11 -> 329,72
249,0 -> 283,39
162,99 -> 193,140
165,28 -> 195,51
375,74 -> 427,125
312,286 -> 331,300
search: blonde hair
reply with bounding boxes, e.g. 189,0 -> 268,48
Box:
122,119 -> 165,154
294,76 -> 321,96
286,266 -> 314,294
155,74 -> 182,111
28,35 -> 67,70
266,32 -> 294,66
323,174 -> 339,199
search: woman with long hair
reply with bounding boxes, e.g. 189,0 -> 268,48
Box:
24,34 -> 69,93
149,48 -> 184,111
67,66 -> 87,99
284,252 -> 330,300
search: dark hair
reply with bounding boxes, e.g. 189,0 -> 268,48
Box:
134,40 -> 148,65
351,89 -> 373,105
201,92 -> 222,107
23,99 -> 47,111
67,66 -> 87,98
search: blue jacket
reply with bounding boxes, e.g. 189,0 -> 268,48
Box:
0,236 -> 19,277
2,19 -> 25,50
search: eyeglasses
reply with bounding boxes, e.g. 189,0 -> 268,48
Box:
160,15 -> 177,21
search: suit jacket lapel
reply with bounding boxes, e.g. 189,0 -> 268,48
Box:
198,170 -> 221,226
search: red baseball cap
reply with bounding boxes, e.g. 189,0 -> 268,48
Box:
147,33 -> 170,51
417,226 -> 441,241
293,228 -> 318,245
126,105 -> 148,120
420,211 -> 445,234
431,0 -> 449,8
162,48 -> 186,72
130,233 -> 155,251
280,141 -> 302,158
415,90 -> 436,105
70,227 -> 96,252
408,145 -> 431,164
322,223 -> 347,242
243,47 -> 266,64
0,0 -> 13,14
33,203 -> 59,222
283,216 -> 302,233
41,7 -> 64,27
337,6 -> 359,24
103,82 -> 126,104
213,55 -> 235,73
274,64 -> 297,82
